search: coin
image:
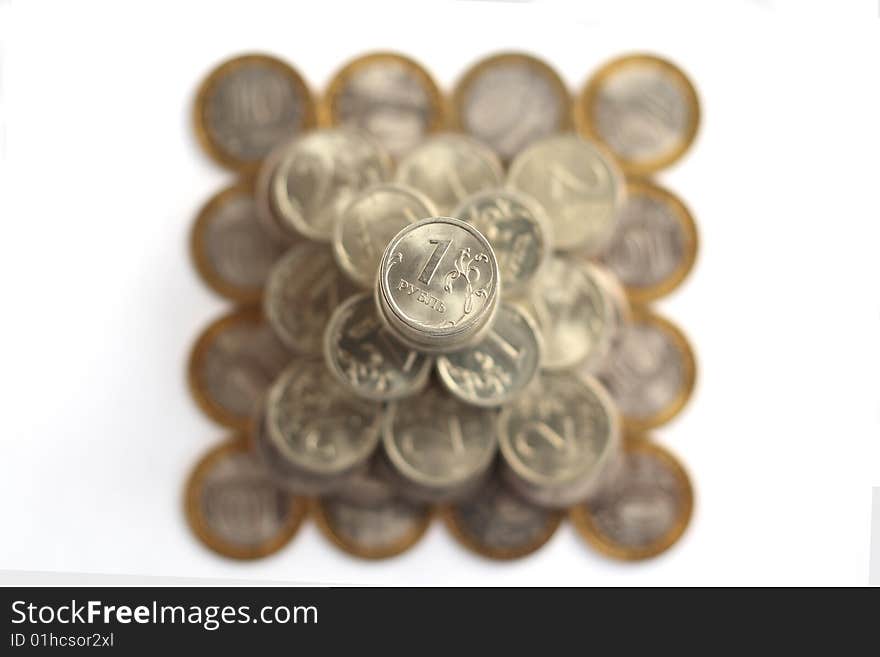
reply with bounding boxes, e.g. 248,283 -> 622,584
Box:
254,137 -> 302,244
579,261 -> 631,373
570,438 -> 693,560
453,189 -> 551,298
597,308 -> 696,432
190,180 -> 287,302
253,407 -> 361,496
600,179 -> 698,304
270,128 -> 392,242
184,438 -> 307,559
319,51 -> 446,159
264,243 -> 358,355
576,53 -> 700,175
395,134 -> 504,215
333,183 -> 437,289
377,216 -> 500,353
442,471 -> 562,560
508,133 -> 623,253
313,495 -> 432,560
324,293 -> 433,401
498,372 -> 621,508
265,358 -> 383,478
516,256 -> 614,372
383,385 -> 498,502
188,307 -> 291,430
193,54 -> 316,174
452,52 -> 571,162
436,303 -> 541,407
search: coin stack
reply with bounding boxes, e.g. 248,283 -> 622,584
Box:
185,51 -> 699,563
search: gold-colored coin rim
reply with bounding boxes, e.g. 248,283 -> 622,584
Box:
193,53 -> 317,175
190,178 -> 277,303
451,51 -> 573,160
569,436 -> 694,561
576,53 -> 700,176
440,497 -> 562,561
619,307 -> 697,432
187,305 -> 267,431
184,437 -> 308,560
318,51 -> 447,143
311,497 -> 434,560
612,178 -> 699,304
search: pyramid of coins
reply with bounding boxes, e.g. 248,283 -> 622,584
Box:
185,51 -> 699,562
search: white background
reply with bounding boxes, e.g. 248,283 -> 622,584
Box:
1,0 -> 879,586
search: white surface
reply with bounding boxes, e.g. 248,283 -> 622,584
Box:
1,0 -> 879,586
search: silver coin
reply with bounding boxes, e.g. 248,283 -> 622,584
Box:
193,184 -> 287,299
323,293 -> 433,401
189,308 -> 292,429
597,312 -> 695,429
327,56 -> 441,159
265,358 -> 383,477
198,56 -> 313,167
455,55 -> 568,162
254,407 -> 360,496
395,134 -> 503,215
333,183 -> 437,289
377,216 -> 500,353
271,128 -> 392,242
516,256 -> 614,371
579,261 -> 630,373
383,385 -> 498,501
264,244 -> 357,355
507,133 -> 623,253
445,471 -> 561,559
436,303 -> 541,407
498,372 -> 620,508
191,445 -> 297,550
453,189 -> 551,298
600,181 -> 697,301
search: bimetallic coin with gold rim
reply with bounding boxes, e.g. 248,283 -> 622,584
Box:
601,179 -> 698,304
569,437 -> 693,561
576,53 -> 700,176
190,179 -> 287,303
193,53 -> 316,175
184,438 -> 308,560
452,52 -> 572,163
312,497 -> 433,560
319,51 -> 447,159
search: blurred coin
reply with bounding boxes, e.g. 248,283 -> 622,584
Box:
570,438 -> 693,560
395,134 -> 503,215
600,179 -> 698,304
188,307 -> 291,430
270,128 -> 392,242
580,261 -> 631,372
193,53 -> 315,174
254,137 -> 302,244
253,408 -> 361,496
577,53 -> 699,175
184,438 -> 307,559
517,256 -> 614,372
597,308 -> 696,432
333,183 -> 437,289
324,293 -> 433,401
498,372 -> 621,508
377,216 -> 500,353
264,244 -> 357,355
454,189 -> 551,297
508,133 -> 623,253
383,385 -> 498,502
436,303 -> 541,407
191,180 -> 287,302
265,359 -> 383,478
320,52 -> 446,159
442,471 -> 561,560
313,495 -> 432,560
452,52 -> 571,162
